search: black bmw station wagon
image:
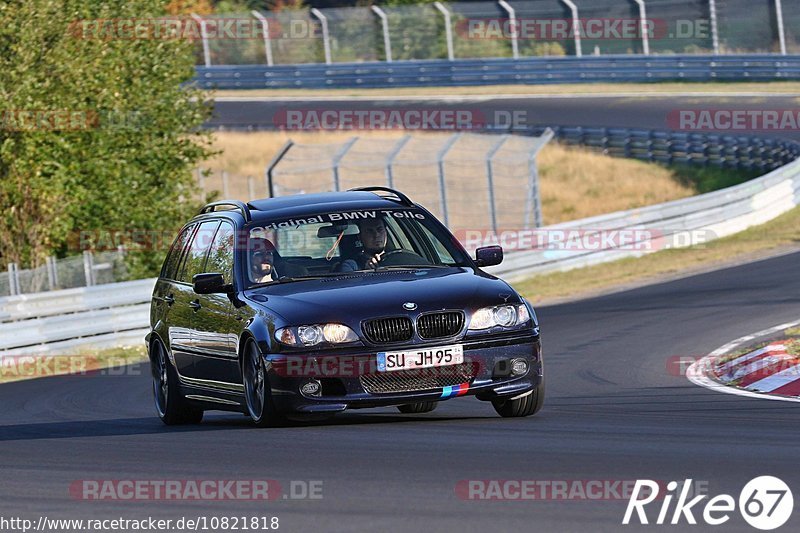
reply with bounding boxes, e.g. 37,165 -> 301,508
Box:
147,187 -> 543,426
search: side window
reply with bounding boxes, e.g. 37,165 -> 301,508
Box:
162,225 -> 195,280
205,222 -> 235,285
178,221 -> 220,283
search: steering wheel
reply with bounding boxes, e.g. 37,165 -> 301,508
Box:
377,249 -> 430,267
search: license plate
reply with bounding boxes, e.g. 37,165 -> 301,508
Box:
377,344 -> 464,372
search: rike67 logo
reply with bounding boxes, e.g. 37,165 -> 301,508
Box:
623,477 -> 793,530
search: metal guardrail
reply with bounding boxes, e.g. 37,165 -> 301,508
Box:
0,279 -> 156,355
194,55 -> 800,89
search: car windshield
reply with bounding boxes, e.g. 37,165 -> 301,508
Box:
245,208 -> 470,287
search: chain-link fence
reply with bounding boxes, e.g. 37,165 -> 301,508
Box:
192,0 -> 793,65
248,131 -> 554,237
0,250 -> 127,296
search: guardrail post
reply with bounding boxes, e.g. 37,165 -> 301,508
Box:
632,0 -> 650,55
371,6 -> 393,62
486,135 -> 509,234
559,0 -> 582,57
7,263 -> 20,296
498,0 -> 519,60
83,251 -> 95,287
251,10 -> 274,66
775,0 -> 787,56
708,0 -> 720,54
385,135 -> 411,187
436,133 -> 462,226
46,256 -> 58,291
331,137 -> 359,192
311,8 -> 332,64
191,14 -> 211,67
266,140 -> 294,198
434,2 -> 455,61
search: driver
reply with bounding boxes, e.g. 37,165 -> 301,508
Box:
338,217 -> 387,272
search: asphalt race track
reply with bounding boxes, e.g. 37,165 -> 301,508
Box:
209,94 -> 800,141
1,95 -> 799,532
1,250 -> 799,532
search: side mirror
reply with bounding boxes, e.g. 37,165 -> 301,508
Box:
193,273 -> 229,294
475,245 -> 503,267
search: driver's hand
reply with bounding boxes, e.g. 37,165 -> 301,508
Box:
366,251 -> 385,269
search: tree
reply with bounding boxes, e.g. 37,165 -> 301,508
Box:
0,0 -> 213,278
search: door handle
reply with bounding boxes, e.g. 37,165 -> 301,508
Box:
189,300 -> 202,311
164,294 -> 175,306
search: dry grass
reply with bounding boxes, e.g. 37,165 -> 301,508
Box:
210,81 -> 800,98
205,131 -> 697,224
537,144 -> 694,222
0,346 -> 148,385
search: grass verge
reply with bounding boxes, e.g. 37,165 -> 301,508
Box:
0,346 -> 148,385
210,81 -> 800,99
513,206 -> 800,304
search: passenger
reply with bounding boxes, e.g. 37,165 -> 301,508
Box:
250,240 -> 278,283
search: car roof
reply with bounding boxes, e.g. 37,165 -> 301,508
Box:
248,191 -> 417,223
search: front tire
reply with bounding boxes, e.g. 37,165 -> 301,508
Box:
243,338 -> 283,428
492,381 -> 544,418
397,401 -> 438,414
151,341 -> 203,425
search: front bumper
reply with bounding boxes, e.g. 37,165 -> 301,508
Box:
264,332 -> 542,414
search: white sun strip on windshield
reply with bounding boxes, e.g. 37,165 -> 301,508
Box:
249,209 -> 426,235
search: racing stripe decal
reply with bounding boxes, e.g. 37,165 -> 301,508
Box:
441,383 -> 469,398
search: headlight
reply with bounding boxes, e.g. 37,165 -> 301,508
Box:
276,324 -> 359,346
322,323 -> 358,343
468,304 -> 531,330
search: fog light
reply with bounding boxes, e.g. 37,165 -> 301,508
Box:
301,379 -> 321,396
510,358 -> 528,376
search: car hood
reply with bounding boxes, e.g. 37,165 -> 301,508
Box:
244,268 -> 519,325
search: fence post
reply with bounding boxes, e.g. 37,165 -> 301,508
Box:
7,263 -> 19,296
486,135 -> 509,234
266,140 -> 295,198
332,137 -> 359,192
251,10 -> 274,66
190,14 -> 211,67
83,251 -> 95,287
46,256 -> 58,291
385,135 -> 412,187
559,0 -> 582,57
525,128 -> 554,229
436,133 -> 462,226
434,2 -> 455,61
632,0 -> 650,55
222,171 -> 230,197
775,0 -> 787,55
196,167 -> 205,200
311,8 -> 332,64
371,6 -> 393,62
498,0 -> 519,59
248,175 -> 257,199
708,0 -> 720,54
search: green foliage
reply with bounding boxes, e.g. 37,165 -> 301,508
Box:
668,164 -> 762,194
0,0 -> 213,278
